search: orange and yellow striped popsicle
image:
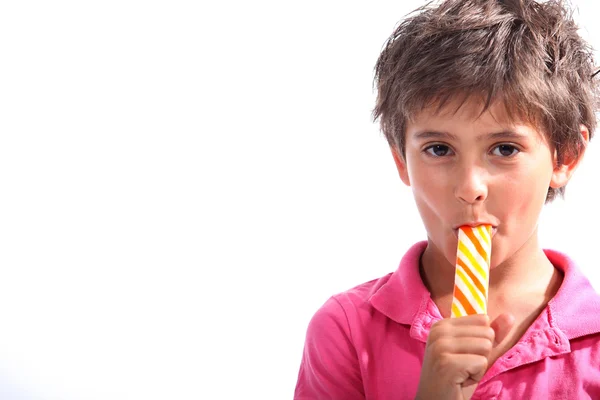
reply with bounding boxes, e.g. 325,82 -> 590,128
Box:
451,225 -> 492,318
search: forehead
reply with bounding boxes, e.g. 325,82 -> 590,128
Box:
412,96 -> 514,124
407,97 -> 547,141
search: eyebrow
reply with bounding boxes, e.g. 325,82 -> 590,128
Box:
413,130 -> 529,142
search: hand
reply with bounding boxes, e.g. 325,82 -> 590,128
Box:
415,313 -> 514,400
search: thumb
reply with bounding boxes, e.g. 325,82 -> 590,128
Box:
490,313 -> 515,347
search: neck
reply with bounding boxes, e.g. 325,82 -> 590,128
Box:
420,229 -> 560,318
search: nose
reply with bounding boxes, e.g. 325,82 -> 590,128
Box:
454,164 -> 488,204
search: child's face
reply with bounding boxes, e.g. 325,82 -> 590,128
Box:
392,99 -> 583,269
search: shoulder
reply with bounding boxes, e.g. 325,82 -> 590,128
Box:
295,275 -> 393,400
308,273 -> 393,335
331,274 -> 393,313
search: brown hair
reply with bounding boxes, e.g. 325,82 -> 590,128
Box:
372,0 -> 599,202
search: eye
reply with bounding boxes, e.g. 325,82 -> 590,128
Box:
491,144 -> 519,157
424,144 -> 453,157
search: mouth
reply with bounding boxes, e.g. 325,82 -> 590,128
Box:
452,225 -> 497,238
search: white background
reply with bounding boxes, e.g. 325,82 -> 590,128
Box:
1,1 -> 599,399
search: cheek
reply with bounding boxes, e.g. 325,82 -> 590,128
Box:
409,166 -> 453,220
410,164 -> 440,196
495,163 -> 550,219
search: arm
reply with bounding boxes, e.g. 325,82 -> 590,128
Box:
294,297 -> 365,400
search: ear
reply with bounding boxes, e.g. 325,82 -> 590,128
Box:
550,125 -> 589,189
391,146 -> 411,187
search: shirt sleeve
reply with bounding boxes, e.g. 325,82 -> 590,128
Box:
294,296 -> 365,400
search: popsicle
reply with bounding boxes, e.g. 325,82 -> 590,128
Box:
451,225 -> 492,318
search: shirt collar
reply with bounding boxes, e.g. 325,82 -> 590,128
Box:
368,241 -> 600,342
544,248 -> 600,339
368,241 -> 438,342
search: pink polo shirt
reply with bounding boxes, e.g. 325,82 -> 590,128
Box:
295,241 -> 600,399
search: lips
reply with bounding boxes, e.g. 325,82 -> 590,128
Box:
452,224 -> 498,238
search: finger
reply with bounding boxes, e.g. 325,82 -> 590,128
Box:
465,354 -> 488,383
450,314 -> 490,326
432,337 -> 493,357
490,313 -> 515,346
462,378 -> 478,390
438,353 -> 488,384
429,323 -> 495,342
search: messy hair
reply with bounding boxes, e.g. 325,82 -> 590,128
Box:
373,0 -> 599,202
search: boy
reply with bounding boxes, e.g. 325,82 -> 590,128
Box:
295,0 -> 600,399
